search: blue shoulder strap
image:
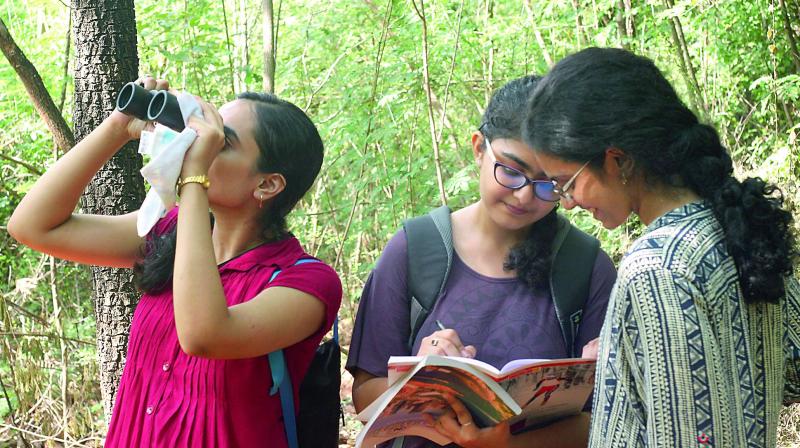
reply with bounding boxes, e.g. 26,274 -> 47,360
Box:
267,258 -> 337,448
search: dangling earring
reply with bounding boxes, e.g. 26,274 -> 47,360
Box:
621,173 -> 629,186
259,193 -> 264,209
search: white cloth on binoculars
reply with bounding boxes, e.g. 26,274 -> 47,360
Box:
136,92 -> 203,237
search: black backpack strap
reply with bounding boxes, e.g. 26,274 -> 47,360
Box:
402,206 -> 453,352
550,214 -> 600,358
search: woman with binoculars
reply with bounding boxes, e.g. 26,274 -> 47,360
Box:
8,77 -> 342,447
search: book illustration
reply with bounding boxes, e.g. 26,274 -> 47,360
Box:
356,357 -> 520,447
524,374 -> 566,407
502,362 -> 595,433
356,355 -> 594,447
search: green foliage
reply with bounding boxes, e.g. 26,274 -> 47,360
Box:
1,0 -> 798,445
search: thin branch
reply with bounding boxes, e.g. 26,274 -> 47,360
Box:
523,0 -> 553,66
0,332 -> 95,346
0,423 -> 92,448
0,18 -> 74,153
1,296 -> 49,325
0,151 -> 43,175
662,0 -> 706,113
331,0 -> 393,273
435,0 -> 464,144
412,0 -> 448,206
262,0 -> 276,93
47,254 -> 70,442
274,0 -> 283,63
303,202 -> 375,216
570,0 -> 587,47
221,0 -> 237,96
333,164 -> 365,270
616,0 -> 635,49
0,376 -> 30,448
57,14 -> 71,113
304,36 -> 370,111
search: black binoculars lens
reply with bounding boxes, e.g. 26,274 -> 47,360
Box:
115,82 -> 186,132
147,90 -> 185,132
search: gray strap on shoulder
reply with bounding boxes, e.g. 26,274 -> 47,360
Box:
403,206 -> 453,352
429,205 -> 454,287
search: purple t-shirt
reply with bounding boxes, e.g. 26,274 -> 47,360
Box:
346,228 -> 616,447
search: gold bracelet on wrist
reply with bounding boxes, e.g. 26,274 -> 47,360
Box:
177,175 -> 211,193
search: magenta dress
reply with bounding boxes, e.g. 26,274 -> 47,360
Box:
105,209 -> 342,447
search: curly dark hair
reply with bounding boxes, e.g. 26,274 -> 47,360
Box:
480,75 -> 557,292
134,92 -> 324,293
524,47 -> 797,303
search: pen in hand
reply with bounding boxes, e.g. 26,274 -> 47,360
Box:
434,319 -> 476,359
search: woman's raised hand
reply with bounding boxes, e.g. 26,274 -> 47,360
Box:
417,329 -> 477,358
181,99 -> 225,177
108,76 -> 170,141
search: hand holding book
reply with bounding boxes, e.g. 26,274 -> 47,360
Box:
422,392 -> 511,447
355,355 -> 595,447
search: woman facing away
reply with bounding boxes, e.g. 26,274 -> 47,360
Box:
7,77 -> 342,447
347,75 -> 617,447
524,47 -> 800,447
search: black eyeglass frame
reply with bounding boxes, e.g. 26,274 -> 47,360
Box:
482,136 -> 560,203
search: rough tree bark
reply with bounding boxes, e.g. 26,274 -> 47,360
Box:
71,0 -> 145,419
779,0 -> 800,73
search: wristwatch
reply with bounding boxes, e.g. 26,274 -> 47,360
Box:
177,175 -> 211,192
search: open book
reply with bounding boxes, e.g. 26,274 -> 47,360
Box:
355,355 -> 595,447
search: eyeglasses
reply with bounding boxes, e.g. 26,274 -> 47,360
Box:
550,159 -> 593,201
483,138 -> 560,202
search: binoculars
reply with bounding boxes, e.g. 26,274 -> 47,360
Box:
116,82 -> 185,131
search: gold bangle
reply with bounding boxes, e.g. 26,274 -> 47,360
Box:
177,175 -> 211,192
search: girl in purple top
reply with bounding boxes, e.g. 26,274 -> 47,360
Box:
347,76 -> 616,448
8,77 -> 342,447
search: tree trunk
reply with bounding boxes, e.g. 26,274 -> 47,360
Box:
263,0 -> 275,93
71,0 -> 144,420
779,0 -> 800,73
616,0 -> 635,49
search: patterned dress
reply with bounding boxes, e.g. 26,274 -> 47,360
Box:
589,201 -> 800,447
